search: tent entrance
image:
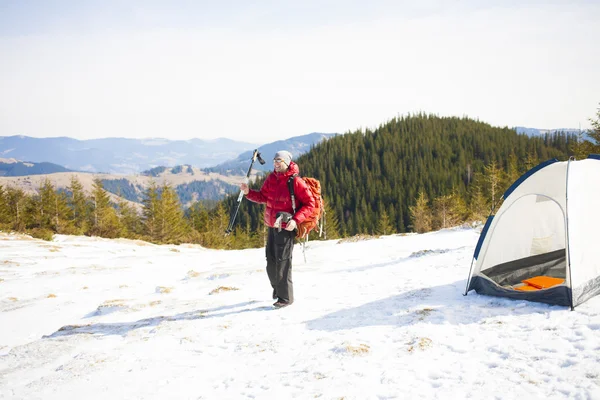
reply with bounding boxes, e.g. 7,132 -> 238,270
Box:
480,248 -> 566,289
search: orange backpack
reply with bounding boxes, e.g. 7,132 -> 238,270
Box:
287,174 -> 324,239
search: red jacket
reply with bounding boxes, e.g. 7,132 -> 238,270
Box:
246,162 -> 316,228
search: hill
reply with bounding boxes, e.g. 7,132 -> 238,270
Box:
1,227 -> 598,398
0,165 -> 245,208
230,114 -> 575,237
0,158 -> 74,176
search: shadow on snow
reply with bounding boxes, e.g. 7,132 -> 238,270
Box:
43,301 -> 273,339
304,280 -> 569,331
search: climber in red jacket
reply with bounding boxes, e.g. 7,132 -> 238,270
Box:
240,150 -> 316,308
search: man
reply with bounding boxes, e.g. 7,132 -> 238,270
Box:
240,150 -> 316,308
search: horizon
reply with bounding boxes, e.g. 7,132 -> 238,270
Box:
0,120 -> 587,144
1,1 -> 599,142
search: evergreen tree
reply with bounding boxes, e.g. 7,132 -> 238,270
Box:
51,191 -> 72,234
116,197 -> 142,238
67,176 -> 90,234
409,190 -> 432,233
376,208 -> 394,235
5,187 -> 27,231
0,185 -> 9,227
468,183 -> 489,223
524,152 -> 539,172
505,153 -> 520,187
188,201 -> 210,234
89,179 -> 120,238
35,179 -> 58,230
141,181 -> 160,240
588,103 -> 600,152
321,201 -> 340,240
483,160 -> 503,210
156,183 -> 189,244
570,130 -> 593,160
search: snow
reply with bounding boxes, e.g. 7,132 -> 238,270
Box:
1,227 -> 599,399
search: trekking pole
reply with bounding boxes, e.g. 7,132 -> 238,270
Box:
225,149 -> 265,235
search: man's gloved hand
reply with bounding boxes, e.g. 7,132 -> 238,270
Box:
284,219 -> 297,231
240,183 -> 249,195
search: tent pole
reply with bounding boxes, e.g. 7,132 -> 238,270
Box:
565,156 -> 575,310
464,257 -> 476,296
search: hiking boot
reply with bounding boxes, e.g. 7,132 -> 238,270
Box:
273,300 -> 290,308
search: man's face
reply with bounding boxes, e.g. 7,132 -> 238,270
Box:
273,158 -> 288,173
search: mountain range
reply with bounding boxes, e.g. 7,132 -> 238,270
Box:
206,132 -> 337,174
0,136 -> 258,175
515,126 -> 584,137
0,132 -> 338,206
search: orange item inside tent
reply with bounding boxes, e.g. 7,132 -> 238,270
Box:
514,276 -> 565,291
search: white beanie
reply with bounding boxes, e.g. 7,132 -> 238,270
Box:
274,150 -> 292,166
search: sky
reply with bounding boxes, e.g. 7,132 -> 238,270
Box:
1,1 -> 599,143
1,227 -> 599,399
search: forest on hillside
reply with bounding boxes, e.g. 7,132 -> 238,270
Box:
230,114 -> 583,238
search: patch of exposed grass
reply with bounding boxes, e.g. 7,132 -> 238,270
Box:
345,343 -> 370,355
187,270 -> 201,278
337,234 -> 379,243
416,307 -> 434,320
170,248 -> 180,253
119,284 -> 128,288
82,286 -> 89,290
209,286 -> 239,295
47,294 -> 57,298
407,337 -> 433,352
7,297 -> 18,302
156,286 -> 173,294
100,299 -> 127,307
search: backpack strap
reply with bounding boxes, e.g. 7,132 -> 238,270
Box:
287,173 -> 299,213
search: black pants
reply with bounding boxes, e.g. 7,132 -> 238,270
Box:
266,227 -> 295,304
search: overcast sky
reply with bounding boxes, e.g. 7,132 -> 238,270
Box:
1,0 -> 599,143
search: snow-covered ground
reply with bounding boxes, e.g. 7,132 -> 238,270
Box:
1,228 -> 599,400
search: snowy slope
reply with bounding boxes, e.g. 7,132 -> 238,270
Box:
1,228 -> 599,399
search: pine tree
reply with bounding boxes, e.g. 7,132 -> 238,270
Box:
188,201 -> 210,234
157,183 -> 189,244
89,179 -> 120,238
505,153 -> 520,188
67,176 -> 90,234
433,189 -> 467,229
52,191 -> 72,234
409,190 -> 432,233
0,185 -> 9,227
524,152 -> 539,172
35,179 -> 57,230
141,181 -> 160,240
376,208 -> 394,236
483,160 -> 503,210
468,183 -> 489,223
5,187 -> 27,231
588,103 -> 600,152
116,197 -> 142,238
321,201 -> 340,240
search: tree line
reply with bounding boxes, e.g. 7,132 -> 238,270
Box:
1,109 -> 598,247
0,177 -> 263,248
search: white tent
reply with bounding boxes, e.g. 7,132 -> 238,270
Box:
465,156 -> 600,308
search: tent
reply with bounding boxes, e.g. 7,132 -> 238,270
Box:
464,155 -> 600,309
